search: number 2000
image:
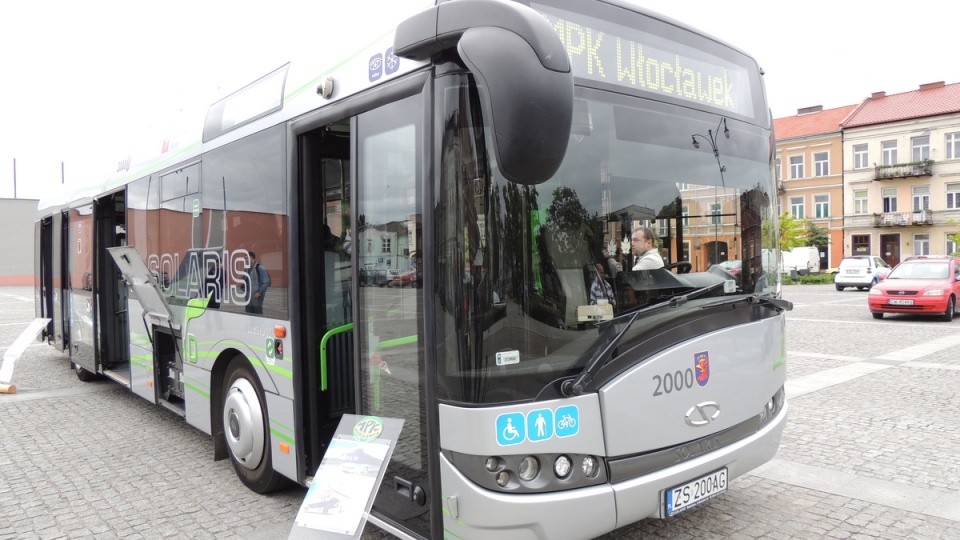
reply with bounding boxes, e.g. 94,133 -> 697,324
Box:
652,368 -> 695,396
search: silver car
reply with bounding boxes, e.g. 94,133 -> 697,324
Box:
835,256 -> 891,291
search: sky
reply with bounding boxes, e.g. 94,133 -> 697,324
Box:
2,0 -> 960,201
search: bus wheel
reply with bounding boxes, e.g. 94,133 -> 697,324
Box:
222,360 -> 286,493
73,363 -> 98,382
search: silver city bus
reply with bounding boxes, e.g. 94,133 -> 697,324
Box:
34,0 -> 789,538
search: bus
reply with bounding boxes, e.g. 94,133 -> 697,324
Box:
33,1 -> 790,538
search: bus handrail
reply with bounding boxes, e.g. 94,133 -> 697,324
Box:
319,323 -> 354,391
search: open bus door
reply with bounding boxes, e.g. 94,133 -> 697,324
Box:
35,217 -> 55,343
95,191 -> 131,386
51,211 -> 67,352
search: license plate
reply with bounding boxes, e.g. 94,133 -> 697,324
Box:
888,299 -> 914,305
845,270 -> 859,274
664,468 -> 727,517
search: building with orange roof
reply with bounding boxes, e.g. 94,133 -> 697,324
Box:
774,104 -> 858,271
841,81 -> 960,266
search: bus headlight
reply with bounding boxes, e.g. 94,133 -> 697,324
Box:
484,457 -> 500,472
554,455 -> 572,478
581,456 -> 597,478
495,470 -> 510,487
518,456 -> 539,481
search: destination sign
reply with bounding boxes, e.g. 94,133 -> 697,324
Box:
534,4 -> 756,117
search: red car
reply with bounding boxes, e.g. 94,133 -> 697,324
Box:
868,257 -> 960,321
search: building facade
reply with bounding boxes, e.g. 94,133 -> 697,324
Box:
774,104 -> 857,271
841,82 -> 960,266
0,199 -> 39,286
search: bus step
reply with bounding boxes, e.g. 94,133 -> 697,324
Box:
102,369 -> 131,388
158,398 -> 186,417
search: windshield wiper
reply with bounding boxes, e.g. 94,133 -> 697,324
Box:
562,284 -> 722,397
701,294 -> 794,313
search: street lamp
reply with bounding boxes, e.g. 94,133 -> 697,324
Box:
692,117 -> 730,265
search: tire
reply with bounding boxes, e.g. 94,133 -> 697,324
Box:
872,312 -> 883,319
73,363 -> 99,382
222,359 -> 286,493
943,296 -> 956,322
836,285 -> 844,292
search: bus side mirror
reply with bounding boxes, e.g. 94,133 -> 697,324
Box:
456,27 -> 573,185
394,0 -> 574,185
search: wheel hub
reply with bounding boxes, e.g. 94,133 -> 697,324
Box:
223,378 -> 265,470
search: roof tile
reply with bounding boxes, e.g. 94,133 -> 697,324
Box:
774,105 -> 858,140
841,82 -> 960,128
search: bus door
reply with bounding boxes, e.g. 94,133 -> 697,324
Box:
35,217 -> 55,343
94,191 -> 131,385
297,120 -> 357,476
51,211 -> 67,352
354,93 -> 433,539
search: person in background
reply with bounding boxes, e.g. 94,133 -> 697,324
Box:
631,227 -> 664,270
589,263 -> 616,307
245,252 -> 271,314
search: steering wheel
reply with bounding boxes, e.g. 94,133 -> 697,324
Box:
664,261 -> 692,274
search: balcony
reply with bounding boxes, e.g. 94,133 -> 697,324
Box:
874,159 -> 934,180
873,210 -> 933,227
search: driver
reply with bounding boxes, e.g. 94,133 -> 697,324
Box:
631,227 -> 664,270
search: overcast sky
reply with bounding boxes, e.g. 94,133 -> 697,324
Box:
2,0 -> 959,201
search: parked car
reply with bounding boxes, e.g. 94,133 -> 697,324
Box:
868,256 -> 960,321
389,269 -> 421,288
834,256 -> 892,291
718,259 -> 742,275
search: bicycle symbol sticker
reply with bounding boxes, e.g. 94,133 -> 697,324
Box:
496,413 -> 526,446
555,405 -> 579,438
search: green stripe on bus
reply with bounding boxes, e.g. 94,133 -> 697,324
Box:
270,428 -> 295,445
183,381 -> 210,399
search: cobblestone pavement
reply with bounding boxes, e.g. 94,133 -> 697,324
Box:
2,284 -> 959,539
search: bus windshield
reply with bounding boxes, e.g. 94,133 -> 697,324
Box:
434,77 -> 778,405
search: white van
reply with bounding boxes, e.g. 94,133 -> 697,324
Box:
789,246 -> 821,275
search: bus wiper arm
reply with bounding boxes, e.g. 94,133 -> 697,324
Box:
702,294 -> 794,312
563,284 -> 721,397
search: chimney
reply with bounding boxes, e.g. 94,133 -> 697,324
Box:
919,81 -> 945,91
797,105 -> 823,115
871,91 -> 886,99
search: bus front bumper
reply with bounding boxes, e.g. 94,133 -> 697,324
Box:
439,403 -> 787,539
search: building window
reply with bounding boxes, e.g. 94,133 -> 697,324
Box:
854,190 -> 868,215
681,204 -> 690,226
676,183 -> 688,191
911,136 -> 930,162
381,236 -> 392,253
710,203 -> 721,225
947,183 -> 960,209
775,158 -> 781,181
814,152 -> 829,177
947,234 -> 958,256
851,234 -> 871,256
790,196 -> 804,219
912,185 -> 930,211
882,187 -> 897,212
947,133 -> 960,160
814,194 -> 829,218
366,238 -> 373,253
657,218 -> 669,237
853,144 -> 869,169
790,155 -> 804,179
881,140 -> 898,165
914,234 -> 929,257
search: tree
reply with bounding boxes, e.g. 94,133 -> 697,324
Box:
805,221 -> 830,248
778,212 -> 808,250
947,219 -> 960,256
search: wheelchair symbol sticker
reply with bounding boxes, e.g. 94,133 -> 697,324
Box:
496,413 -> 525,446
555,405 -> 579,438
